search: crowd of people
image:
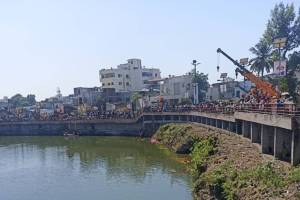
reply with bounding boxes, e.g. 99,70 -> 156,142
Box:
0,109 -> 137,123
0,89 -> 298,123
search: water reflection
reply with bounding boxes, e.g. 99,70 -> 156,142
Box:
0,136 -> 192,200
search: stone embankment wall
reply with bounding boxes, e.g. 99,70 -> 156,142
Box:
0,120 -> 143,136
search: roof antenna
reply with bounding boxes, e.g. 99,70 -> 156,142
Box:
217,52 -> 220,72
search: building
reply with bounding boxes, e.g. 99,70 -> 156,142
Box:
160,74 -> 194,104
73,87 -> 102,106
206,79 -> 253,102
0,97 -> 9,110
99,59 -> 161,102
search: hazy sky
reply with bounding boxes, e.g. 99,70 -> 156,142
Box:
0,0 -> 299,100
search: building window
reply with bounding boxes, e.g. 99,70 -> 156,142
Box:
236,90 -> 240,98
118,74 -> 122,78
108,83 -> 111,86
111,82 -> 114,85
126,74 -> 129,78
126,82 -> 129,86
119,82 -> 122,85
155,73 -> 157,77
142,72 -> 152,77
102,83 -> 105,86
102,73 -> 115,78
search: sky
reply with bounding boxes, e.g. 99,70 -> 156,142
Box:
0,0 -> 299,100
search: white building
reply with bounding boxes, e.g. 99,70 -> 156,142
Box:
206,80 -> 253,102
160,74 -> 194,104
0,97 -> 9,109
99,59 -> 161,93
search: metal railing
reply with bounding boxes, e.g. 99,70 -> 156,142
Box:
143,103 -> 300,117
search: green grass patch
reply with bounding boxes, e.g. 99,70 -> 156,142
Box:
288,167 -> 300,183
201,162 -> 286,200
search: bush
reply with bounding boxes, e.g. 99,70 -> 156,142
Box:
203,162 -> 237,200
247,162 -> 285,188
190,137 -> 217,177
288,167 -> 300,183
191,137 -> 217,196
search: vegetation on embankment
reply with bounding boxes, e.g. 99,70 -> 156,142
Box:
153,123 -> 300,200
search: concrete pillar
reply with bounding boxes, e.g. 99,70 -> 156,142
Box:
213,119 -> 217,127
291,130 -> 300,166
223,121 -> 229,131
232,122 -> 237,133
236,120 -> 242,135
261,125 -> 275,155
170,115 -> 174,122
251,122 -> 261,144
242,121 -> 251,139
216,120 -> 222,129
228,122 -> 233,132
187,115 -> 190,122
274,128 -> 292,162
219,120 -> 223,129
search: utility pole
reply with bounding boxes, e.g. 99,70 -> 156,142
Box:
192,60 -> 201,105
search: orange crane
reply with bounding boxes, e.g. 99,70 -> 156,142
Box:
217,48 -> 279,98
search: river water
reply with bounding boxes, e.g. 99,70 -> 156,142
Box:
0,136 -> 192,200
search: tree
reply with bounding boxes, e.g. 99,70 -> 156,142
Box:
130,92 -> 142,112
192,71 -> 209,102
9,94 -> 36,108
26,94 -> 36,105
9,94 -> 28,107
286,51 -> 300,101
249,39 -> 273,77
95,95 -> 106,112
263,3 -> 300,58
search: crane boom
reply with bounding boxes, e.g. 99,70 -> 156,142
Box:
217,48 -> 279,98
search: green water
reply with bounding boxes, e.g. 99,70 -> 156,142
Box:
0,136 -> 192,200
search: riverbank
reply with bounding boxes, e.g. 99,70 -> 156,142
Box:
152,123 -> 300,200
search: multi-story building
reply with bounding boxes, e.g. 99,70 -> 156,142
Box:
100,59 -> 161,93
99,59 -> 161,102
73,87 -> 102,106
160,74 -> 194,104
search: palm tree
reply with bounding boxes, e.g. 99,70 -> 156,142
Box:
130,92 -> 142,112
249,39 -> 273,77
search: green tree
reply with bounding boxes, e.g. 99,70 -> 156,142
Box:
10,94 -> 28,107
95,95 -> 106,111
263,3 -> 300,58
192,71 -> 209,102
279,77 -> 289,92
26,94 -> 36,105
9,94 -> 37,108
249,39 -> 273,77
286,51 -> 300,101
130,92 -> 142,111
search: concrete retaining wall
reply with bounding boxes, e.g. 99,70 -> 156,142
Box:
0,121 -> 142,136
